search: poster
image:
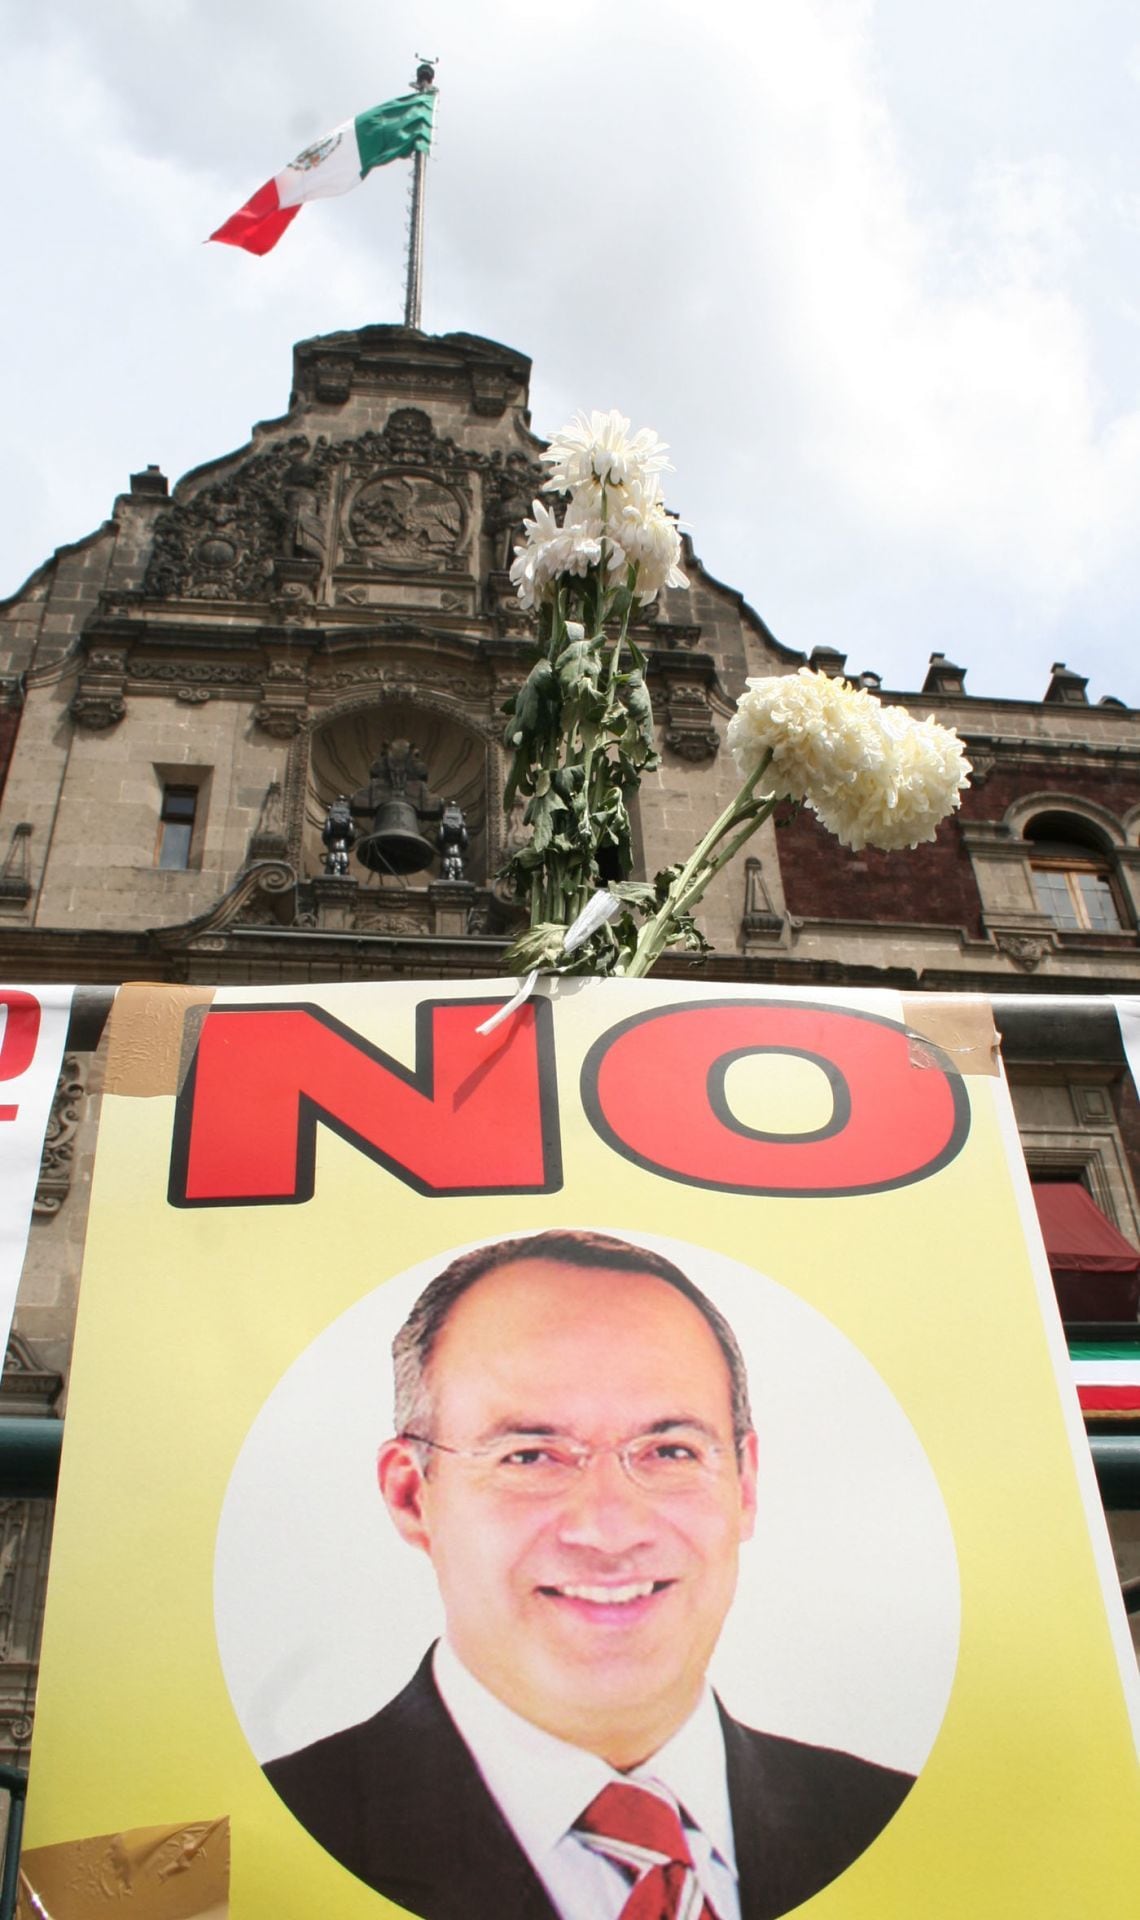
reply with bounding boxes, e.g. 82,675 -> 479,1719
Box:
20,979 -> 1140,1918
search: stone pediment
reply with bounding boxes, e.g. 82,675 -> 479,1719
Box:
141,410 -> 546,608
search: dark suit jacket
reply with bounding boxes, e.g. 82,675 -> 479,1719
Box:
264,1650 -> 913,1920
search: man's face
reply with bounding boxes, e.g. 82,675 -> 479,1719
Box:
378,1257 -> 757,1769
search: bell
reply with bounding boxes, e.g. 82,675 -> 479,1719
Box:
356,797 -> 437,876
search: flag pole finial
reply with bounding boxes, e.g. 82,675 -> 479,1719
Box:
404,56 -> 438,332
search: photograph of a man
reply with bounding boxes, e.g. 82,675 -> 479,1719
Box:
264,1230 -> 913,1920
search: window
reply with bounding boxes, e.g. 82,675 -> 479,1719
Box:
1030,865 -> 1122,932
157,786 -> 198,870
1024,813 -> 1125,933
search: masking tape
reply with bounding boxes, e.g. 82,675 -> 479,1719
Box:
103,986 -> 215,1098
902,993 -> 1000,1077
17,1818 -> 229,1919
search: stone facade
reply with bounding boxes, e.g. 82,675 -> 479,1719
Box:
4,326 -> 1139,1003
0,328 -> 796,973
0,324 -> 1137,1757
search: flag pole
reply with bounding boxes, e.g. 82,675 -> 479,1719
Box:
404,57 -> 437,331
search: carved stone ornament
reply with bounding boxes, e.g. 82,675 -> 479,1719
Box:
138,403 -> 551,612
34,1055 -> 85,1219
247,778 -> 289,864
652,623 -> 703,650
469,366 -> 516,417
0,822 -> 32,909
480,451 -> 548,570
2,1331 -> 64,1414
150,861 -> 299,953
483,567 -> 531,626
142,434 -> 333,602
352,898 -> 433,937
134,660 -> 259,688
253,700 -> 306,740
376,407 -> 446,466
70,689 -> 126,731
274,555 -> 321,602
317,660 -> 489,706
346,471 -> 466,569
0,1486 -> 53,1690
741,858 -> 784,942
663,679 -> 719,762
994,930 -> 1050,972
256,653 -> 312,733
335,410 -> 473,576
313,356 -> 353,405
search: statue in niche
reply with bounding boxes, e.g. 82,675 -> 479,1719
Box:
321,796 -> 357,877
483,452 -> 543,571
437,802 -> 469,882
283,460 -> 328,561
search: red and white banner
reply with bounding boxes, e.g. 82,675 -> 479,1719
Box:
0,986 -> 73,1352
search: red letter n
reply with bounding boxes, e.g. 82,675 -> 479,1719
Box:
169,998 -> 561,1206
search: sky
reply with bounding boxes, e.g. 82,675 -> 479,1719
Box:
3,0 -> 1139,704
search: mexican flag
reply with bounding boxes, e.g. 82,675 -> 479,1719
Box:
1069,1338 -> 1140,1417
210,93 -> 435,257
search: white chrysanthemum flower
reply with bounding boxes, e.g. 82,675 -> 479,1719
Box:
814,708 -> 971,850
509,497 -> 605,610
728,668 -> 970,847
726,668 -> 889,802
541,409 -> 672,495
606,477 -> 689,604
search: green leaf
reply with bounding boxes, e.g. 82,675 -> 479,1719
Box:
623,670 -> 657,759
503,658 -> 562,810
509,657 -> 560,743
608,583 -> 635,625
557,639 -> 607,727
551,765 -> 585,801
608,880 -> 658,908
503,922 -> 568,972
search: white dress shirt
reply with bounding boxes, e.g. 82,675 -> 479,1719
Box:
433,1639 -> 741,1920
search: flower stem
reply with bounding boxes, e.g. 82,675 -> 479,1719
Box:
625,751 -> 775,978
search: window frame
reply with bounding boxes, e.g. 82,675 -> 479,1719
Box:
152,767 -> 212,873
1029,855 -> 1125,934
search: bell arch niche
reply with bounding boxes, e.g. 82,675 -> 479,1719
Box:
304,701 -> 493,887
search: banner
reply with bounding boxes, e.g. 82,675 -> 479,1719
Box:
0,985 -> 73,1357
20,981 -> 1140,1919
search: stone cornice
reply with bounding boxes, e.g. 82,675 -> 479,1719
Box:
959,733 -> 1140,769
2,920 -> 1139,1002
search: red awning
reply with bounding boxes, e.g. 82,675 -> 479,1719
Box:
1031,1181 -> 1140,1274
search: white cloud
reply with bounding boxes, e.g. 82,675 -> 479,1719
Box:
2,0 -> 1139,701
682,7 -> 1140,649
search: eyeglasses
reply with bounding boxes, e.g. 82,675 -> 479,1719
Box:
399,1427 -> 734,1497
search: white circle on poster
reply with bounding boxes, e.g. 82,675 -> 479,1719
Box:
215,1230 -> 960,1775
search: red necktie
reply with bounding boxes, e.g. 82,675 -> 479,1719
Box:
575,1780 -> 722,1920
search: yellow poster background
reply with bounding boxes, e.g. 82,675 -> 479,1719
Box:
24,979 -> 1140,1916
